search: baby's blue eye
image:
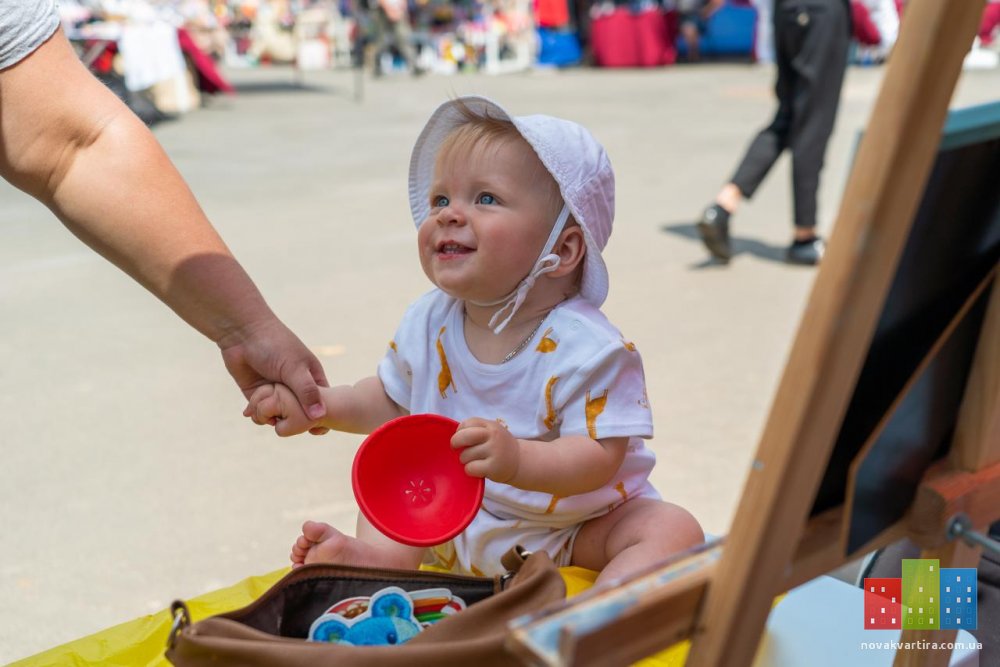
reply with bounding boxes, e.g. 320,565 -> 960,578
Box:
432,195 -> 449,208
478,193 -> 496,205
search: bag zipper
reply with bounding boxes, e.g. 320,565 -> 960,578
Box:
217,563 -> 506,621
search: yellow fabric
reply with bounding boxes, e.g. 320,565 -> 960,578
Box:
12,566 -> 688,667
558,567 -> 690,667
10,569 -> 290,667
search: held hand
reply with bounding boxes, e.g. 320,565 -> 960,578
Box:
451,417 -> 520,484
220,317 -> 330,435
245,383 -> 322,437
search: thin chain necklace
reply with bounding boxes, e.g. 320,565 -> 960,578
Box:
466,311 -> 545,364
501,317 -> 545,363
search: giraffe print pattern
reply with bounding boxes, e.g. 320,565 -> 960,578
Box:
543,376 -> 560,430
536,327 -> 558,353
638,386 -> 650,409
544,494 -> 563,514
436,326 -> 456,398
585,389 -> 609,440
614,481 -> 628,502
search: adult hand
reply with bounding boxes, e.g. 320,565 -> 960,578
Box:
220,317 -> 330,434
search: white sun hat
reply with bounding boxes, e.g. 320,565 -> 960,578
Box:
408,96 -> 614,331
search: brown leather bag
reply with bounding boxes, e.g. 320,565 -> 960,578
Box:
165,548 -> 565,666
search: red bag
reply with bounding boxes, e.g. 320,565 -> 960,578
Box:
591,7 -> 639,67
850,1 -> 882,45
535,0 -> 570,28
591,7 -> 676,68
633,8 -> 676,66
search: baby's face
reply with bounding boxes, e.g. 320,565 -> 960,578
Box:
417,138 -> 559,303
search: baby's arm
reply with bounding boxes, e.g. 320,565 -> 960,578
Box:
451,418 -> 627,497
246,376 -> 406,436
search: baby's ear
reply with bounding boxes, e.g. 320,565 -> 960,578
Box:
551,226 -> 586,276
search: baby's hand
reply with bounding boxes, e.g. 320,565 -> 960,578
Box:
245,383 -> 321,436
451,417 -> 519,484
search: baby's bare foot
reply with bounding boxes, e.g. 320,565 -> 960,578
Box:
290,520 -> 417,569
291,520 -> 351,567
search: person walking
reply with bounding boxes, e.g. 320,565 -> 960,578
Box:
696,0 -> 852,265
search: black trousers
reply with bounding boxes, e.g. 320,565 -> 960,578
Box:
730,0 -> 850,230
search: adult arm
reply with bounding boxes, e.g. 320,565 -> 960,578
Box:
0,28 -> 328,418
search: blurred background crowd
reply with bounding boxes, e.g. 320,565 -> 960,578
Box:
60,0 -> 1000,124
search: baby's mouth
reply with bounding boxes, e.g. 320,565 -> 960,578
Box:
437,242 -> 474,255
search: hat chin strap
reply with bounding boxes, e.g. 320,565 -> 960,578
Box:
469,205 -> 571,334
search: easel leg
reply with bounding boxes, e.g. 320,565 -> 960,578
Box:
684,2 -> 987,664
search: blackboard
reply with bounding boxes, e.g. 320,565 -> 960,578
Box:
810,101 -> 1000,552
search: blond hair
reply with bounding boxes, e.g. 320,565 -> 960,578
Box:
435,100 -> 565,222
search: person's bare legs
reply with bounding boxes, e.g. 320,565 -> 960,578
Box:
698,182 -> 743,262
681,23 -> 702,61
714,182 -> 743,214
290,514 -> 426,569
571,498 -> 704,587
713,183 -> 814,241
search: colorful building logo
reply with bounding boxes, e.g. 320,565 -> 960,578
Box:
864,559 -> 977,630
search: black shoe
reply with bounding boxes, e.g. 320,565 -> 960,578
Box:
786,237 -> 825,265
696,204 -> 731,262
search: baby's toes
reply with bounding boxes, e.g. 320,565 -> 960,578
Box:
301,520 -> 335,542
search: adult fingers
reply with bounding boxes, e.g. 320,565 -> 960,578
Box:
283,361 -> 328,421
310,355 -> 330,389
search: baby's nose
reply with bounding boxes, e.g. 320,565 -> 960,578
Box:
437,203 -> 467,225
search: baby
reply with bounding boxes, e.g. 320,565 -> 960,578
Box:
246,96 -> 703,585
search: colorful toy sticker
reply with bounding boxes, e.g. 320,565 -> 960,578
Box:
307,586 -> 467,646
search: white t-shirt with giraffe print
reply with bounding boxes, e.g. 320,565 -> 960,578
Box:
377,290 -> 659,574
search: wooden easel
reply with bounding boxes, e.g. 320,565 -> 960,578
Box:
506,0 -> 998,664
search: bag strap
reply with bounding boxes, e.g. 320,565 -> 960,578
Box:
499,545 -> 532,577
167,600 -> 192,652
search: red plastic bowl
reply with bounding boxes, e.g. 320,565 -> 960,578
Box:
352,414 -> 484,547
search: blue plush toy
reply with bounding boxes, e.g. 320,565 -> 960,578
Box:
308,586 -> 423,646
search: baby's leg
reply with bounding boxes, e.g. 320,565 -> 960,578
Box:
290,515 -> 426,570
571,498 -> 704,587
